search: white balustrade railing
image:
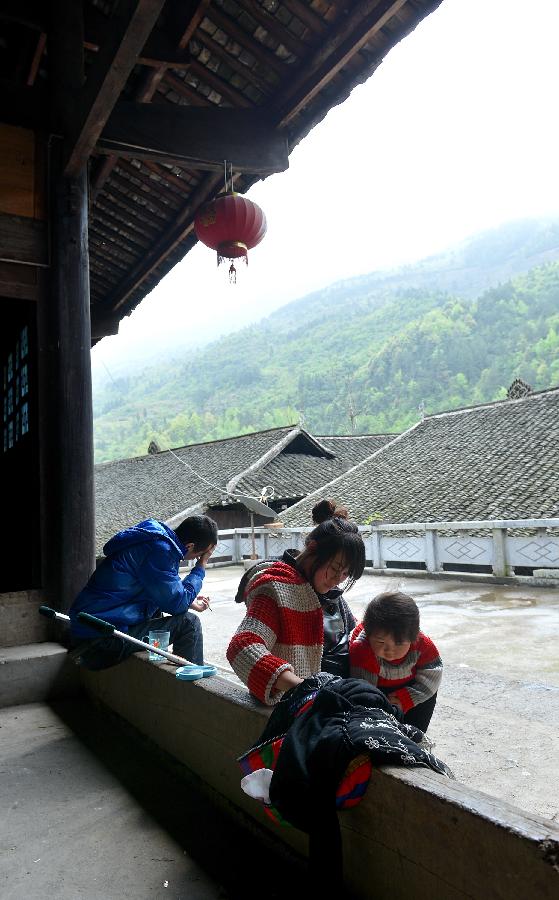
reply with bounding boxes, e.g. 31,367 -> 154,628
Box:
208,519 -> 559,579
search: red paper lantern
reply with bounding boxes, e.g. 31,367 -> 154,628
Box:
194,192 -> 267,282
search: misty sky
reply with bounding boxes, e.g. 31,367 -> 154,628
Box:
92,0 -> 559,377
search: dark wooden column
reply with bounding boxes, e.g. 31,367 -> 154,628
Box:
39,1 -> 94,612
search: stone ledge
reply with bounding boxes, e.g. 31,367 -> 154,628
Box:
0,642 -> 80,708
81,653 -> 559,900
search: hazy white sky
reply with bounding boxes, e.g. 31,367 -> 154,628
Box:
93,0 -> 559,376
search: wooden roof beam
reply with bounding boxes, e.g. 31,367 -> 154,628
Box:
98,102 -> 288,175
83,4 -> 191,70
91,313 -> 121,340
90,0 -> 211,201
277,0 -> 408,129
63,0 -> 166,178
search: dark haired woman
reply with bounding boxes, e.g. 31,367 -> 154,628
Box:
226,501 -> 364,704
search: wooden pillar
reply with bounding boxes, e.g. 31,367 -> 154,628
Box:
38,1 -> 94,612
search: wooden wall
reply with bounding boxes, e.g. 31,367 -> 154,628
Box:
0,125 -> 46,591
0,124 -> 46,220
0,124 -> 47,300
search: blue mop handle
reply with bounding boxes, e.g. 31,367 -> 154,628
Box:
38,606 -> 190,666
39,605 -> 70,622
76,612 -> 190,666
77,611 -> 115,635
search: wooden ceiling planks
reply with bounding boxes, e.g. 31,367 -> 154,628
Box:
64,0 -> 167,177
0,0 -> 443,334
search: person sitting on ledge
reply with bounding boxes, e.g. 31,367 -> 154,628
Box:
69,515 -> 217,671
227,504 -> 365,704
349,590 -> 443,732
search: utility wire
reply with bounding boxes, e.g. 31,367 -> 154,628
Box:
99,359 -> 273,505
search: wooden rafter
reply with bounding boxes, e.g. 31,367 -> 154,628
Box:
101,185 -> 166,232
276,0 -> 408,128
204,7 -> 287,76
195,29 -> 275,94
188,59 -> 253,107
109,170 -> 175,219
281,0 -> 328,35
235,0 -> 310,59
83,4 -> 191,68
110,171 -> 223,312
64,0 -> 166,178
26,31 -> 46,86
91,204 -> 152,248
160,70 -> 212,105
116,159 -> 184,205
90,0 -> 212,200
23,0 -> 442,318
141,160 -> 196,196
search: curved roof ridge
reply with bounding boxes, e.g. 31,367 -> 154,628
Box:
425,383 -> 559,420
281,419 -> 425,521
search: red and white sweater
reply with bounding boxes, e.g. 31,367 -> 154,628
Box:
226,561 -> 324,705
349,623 -> 442,713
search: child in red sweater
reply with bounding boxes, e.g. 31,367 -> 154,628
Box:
349,590 -> 442,732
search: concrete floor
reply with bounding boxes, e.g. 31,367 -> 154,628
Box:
198,566 -> 559,821
0,701 -> 225,900
199,566 -> 559,683
0,700 -> 302,900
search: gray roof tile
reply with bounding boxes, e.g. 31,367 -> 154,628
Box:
94,425 -> 398,552
281,388 -> 559,526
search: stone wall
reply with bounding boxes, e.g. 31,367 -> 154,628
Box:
81,655 -> 559,900
0,590 -> 49,647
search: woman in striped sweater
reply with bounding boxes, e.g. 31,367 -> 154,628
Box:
226,505 -> 365,705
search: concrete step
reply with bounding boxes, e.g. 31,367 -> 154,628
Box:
0,642 -> 80,708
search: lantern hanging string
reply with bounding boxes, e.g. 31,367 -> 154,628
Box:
223,159 -> 233,194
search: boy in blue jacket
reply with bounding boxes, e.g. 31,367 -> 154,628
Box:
69,515 -> 218,670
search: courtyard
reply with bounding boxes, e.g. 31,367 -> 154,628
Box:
200,566 -> 559,822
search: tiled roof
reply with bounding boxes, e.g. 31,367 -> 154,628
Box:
95,424 -> 401,551
281,388 -> 559,526
235,452 -> 346,504
234,435 -> 397,508
95,425 -> 297,551
317,434 -> 396,466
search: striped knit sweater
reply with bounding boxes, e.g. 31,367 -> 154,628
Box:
349,623 -> 442,713
226,561 -> 323,705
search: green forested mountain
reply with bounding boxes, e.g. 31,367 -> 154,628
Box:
93,219 -> 559,462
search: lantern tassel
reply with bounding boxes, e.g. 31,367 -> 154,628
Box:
229,262 -> 237,284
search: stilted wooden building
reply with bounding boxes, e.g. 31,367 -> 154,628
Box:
1,6 -> 558,900
0,0 -> 443,628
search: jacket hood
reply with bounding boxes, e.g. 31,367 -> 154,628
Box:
103,518 -> 185,558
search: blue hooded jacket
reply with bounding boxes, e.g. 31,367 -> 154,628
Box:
69,519 -> 206,639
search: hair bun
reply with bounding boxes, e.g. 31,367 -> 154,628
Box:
311,498 -> 348,524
